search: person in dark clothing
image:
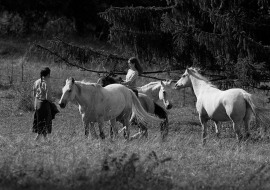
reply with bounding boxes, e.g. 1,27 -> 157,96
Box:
32,67 -> 59,141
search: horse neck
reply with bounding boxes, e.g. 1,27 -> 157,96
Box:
141,82 -> 160,100
189,75 -> 211,98
73,83 -> 96,107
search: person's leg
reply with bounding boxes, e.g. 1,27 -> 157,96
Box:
35,100 -> 47,141
44,101 -> 52,140
34,100 -> 43,141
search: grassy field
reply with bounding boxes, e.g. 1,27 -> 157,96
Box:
1,38 -> 270,190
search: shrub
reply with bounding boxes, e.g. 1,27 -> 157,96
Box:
0,11 -> 25,36
15,82 -> 34,112
43,17 -> 76,38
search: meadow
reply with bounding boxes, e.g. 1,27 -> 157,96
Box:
1,37 -> 270,190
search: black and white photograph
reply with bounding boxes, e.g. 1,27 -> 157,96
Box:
0,0 -> 270,189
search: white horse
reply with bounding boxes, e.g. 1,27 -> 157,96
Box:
58,77 -> 162,140
97,75 -> 169,139
138,80 -> 174,109
174,67 -> 270,145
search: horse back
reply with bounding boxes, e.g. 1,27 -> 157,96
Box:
199,88 -> 247,121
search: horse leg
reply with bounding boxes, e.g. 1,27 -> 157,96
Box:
160,120 -> 168,140
199,116 -> 208,145
82,115 -> 92,138
98,121 -> 105,139
140,123 -> 148,138
89,122 -> 98,139
130,122 -> 147,140
232,121 -> 243,142
131,131 -> 142,140
214,121 -> 220,138
243,108 -> 252,140
110,119 -> 118,139
84,122 -> 90,138
118,126 -> 127,134
123,117 -> 130,140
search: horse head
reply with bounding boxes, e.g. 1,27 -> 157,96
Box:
159,81 -> 173,109
174,68 -> 192,89
59,77 -> 76,108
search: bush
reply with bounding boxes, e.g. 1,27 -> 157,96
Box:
15,82 -> 35,112
43,17 -> 76,38
0,11 -> 25,36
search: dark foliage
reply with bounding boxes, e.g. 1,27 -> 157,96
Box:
0,0 -> 167,37
100,0 -> 270,83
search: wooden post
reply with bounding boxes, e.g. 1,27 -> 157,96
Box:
21,60 -> 24,82
10,61 -> 14,85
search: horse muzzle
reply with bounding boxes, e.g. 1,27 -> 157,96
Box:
173,84 -> 181,89
166,104 -> 173,110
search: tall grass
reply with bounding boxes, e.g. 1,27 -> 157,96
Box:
1,38 -> 270,189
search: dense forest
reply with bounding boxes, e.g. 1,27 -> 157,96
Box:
1,0 -> 270,85
0,0 -> 166,37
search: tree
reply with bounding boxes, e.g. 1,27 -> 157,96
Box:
100,0 -> 270,83
0,0 -> 167,36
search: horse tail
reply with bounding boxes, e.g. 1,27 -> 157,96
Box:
242,92 -> 270,133
154,102 -> 169,139
130,90 -> 163,127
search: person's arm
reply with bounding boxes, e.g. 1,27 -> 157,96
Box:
46,83 -> 53,102
121,72 -> 138,85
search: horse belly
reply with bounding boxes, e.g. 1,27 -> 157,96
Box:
210,106 -> 231,122
104,96 -> 127,121
222,94 -> 246,121
203,100 -> 230,122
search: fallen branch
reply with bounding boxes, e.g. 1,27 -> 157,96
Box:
33,43 -> 182,80
34,43 -> 109,74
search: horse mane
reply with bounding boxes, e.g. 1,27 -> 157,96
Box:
140,81 -> 160,89
189,67 -> 217,88
75,80 -> 101,88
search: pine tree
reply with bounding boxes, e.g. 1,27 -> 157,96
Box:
100,0 -> 270,83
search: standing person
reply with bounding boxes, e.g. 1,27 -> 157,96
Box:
32,67 -> 59,141
121,57 -> 143,96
